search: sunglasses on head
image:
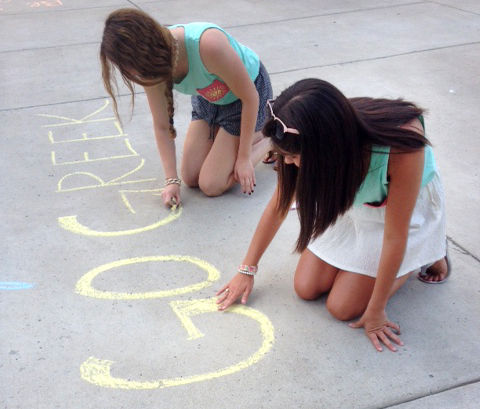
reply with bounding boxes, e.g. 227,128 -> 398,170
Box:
266,99 -> 300,139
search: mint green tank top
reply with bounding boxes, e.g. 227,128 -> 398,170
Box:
170,22 -> 260,105
353,118 -> 437,206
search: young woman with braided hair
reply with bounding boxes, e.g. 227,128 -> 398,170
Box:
100,8 -> 273,206
217,78 -> 449,352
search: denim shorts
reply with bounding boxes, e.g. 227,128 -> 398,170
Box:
191,61 -> 273,138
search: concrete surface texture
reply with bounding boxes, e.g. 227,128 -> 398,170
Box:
1,1 -> 479,408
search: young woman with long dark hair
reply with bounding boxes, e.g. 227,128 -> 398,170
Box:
100,8 -> 273,206
217,78 -> 449,352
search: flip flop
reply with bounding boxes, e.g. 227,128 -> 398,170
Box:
417,248 -> 451,284
262,151 -> 278,164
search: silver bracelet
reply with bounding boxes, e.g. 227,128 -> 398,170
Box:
238,264 -> 258,276
165,177 -> 181,187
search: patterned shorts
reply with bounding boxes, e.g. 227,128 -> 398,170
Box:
191,62 -> 273,138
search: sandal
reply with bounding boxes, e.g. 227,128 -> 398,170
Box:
262,151 -> 278,164
417,247 -> 451,284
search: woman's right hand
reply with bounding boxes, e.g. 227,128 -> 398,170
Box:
216,273 -> 254,311
161,183 -> 181,207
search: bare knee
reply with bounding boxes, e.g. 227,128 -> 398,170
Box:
293,251 -> 337,301
326,297 -> 363,321
294,276 -> 322,301
198,177 -> 228,197
180,166 -> 199,188
181,174 -> 199,188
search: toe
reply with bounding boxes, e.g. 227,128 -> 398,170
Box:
419,257 -> 448,283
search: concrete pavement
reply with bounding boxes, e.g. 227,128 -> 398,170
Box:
1,1 -> 479,408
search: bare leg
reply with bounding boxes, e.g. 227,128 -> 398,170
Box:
294,249 -> 413,321
197,128 -> 239,196
326,270 -> 412,321
182,123 -> 274,196
181,120 -> 213,187
250,131 -> 272,165
197,129 -> 274,197
294,249 -> 339,300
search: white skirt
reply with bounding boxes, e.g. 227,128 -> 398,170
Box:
307,173 -> 446,278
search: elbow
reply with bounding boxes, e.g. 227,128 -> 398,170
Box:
383,230 -> 409,245
382,231 -> 409,257
240,90 -> 259,110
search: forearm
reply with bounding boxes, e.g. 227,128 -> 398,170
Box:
237,93 -> 259,160
154,126 -> 178,178
367,235 -> 408,312
367,146 -> 425,313
242,190 -> 286,267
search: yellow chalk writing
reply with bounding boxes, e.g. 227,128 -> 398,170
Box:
75,255 -> 218,299
51,138 -> 139,166
58,204 -> 181,237
28,0 -> 63,8
80,298 -> 274,389
48,120 -> 125,144
39,100 -> 112,128
119,188 -> 163,214
56,159 -> 155,193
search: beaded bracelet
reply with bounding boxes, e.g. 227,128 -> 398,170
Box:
238,264 -> 258,276
165,177 -> 181,187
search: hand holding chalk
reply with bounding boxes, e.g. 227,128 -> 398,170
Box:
161,183 -> 181,208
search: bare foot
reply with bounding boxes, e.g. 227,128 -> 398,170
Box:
419,257 -> 448,283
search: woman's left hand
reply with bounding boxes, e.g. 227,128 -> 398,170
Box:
234,157 -> 256,195
349,309 -> 404,352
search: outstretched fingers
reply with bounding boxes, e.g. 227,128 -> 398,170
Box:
241,285 -> 252,304
217,289 -> 233,310
366,322 -> 403,352
386,320 -> 401,334
216,285 -> 229,304
216,274 -> 254,311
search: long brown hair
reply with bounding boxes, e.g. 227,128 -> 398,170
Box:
263,78 -> 428,252
100,8 -> 177,138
